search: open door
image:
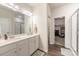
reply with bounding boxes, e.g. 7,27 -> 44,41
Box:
54,16 -> 65,46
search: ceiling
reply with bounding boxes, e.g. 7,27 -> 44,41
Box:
15,3 -> 39,9
27,3 -> 40,8
26,3 -> 68,9
15,3 -> 69,10
15,3 -> 32,8
49,3 -> 69,9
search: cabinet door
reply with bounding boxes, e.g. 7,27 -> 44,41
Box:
35,36 -> 39,50
29,36 -> 39,55
16,39 -> 29,56
17,46 -> 26,56
0,43 -> 16,55
1,49 -> 17,56
25,39 -> 29,56
29,38 -> 35,55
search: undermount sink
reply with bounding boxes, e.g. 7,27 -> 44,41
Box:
0,38 -> 11,44
0,40 -> 6,43
9,34 -> 28,39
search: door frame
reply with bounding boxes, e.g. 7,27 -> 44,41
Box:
54,16 -> 65,46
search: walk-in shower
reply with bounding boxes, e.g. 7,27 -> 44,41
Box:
71,8 -> 79,55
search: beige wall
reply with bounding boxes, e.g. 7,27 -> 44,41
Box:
47,4 -> 54,44
33,3 -> 48,52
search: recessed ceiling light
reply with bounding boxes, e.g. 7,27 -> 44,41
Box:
0,3 -> 32,16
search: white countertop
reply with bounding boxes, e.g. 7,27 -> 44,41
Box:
0,33 -> 39,47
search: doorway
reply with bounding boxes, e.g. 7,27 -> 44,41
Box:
54,16 -> 65,46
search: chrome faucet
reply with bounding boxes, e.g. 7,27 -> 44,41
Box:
4,34 -> 8,40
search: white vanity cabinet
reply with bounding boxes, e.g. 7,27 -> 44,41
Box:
0,43 -> 17,56
29,38 -> 36,55
16,39 -> 29,56
35,36 -> 39,50
29,36 -> 39,55
1,49 -> 17,56
0,34 -> 39,56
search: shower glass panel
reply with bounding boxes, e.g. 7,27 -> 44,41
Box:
71,9 -> 79,55
78,10 -> 79,56
71,12 -> 78,55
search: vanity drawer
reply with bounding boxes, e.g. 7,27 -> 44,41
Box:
16,40 -> 26,46
0,43 -> 16,54
16,39 -> 29,56
0,49 -> 17,56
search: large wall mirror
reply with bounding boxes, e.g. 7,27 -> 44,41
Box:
0,4 -> 33,36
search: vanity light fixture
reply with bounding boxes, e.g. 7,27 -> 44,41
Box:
0,3 -> 17,11
0,3 -> 32,16
7,3 -> 20,11
22,9 -> 32,16
7,3 -> 32,16
8,3 -> 15,6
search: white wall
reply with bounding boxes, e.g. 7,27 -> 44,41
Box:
33,3 -> 48,52
47,5 -> 54,44
51,4 -> 79,48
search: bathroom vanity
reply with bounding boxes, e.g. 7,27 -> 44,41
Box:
0,34 -> 39,56
0,4 -> 40,56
